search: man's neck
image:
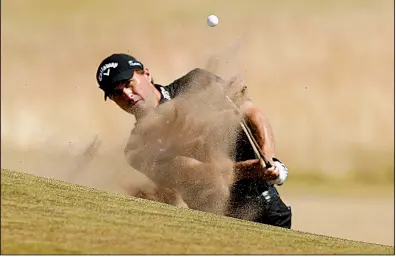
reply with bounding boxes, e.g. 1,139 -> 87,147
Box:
134,84 -> 161,122
153,83 -> 162,105
134,110 -> 146,121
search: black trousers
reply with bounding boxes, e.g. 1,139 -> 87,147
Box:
227,179 -> 292,229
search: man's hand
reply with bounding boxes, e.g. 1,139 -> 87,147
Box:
234,158 -> 288,185
258,159 -> 279,181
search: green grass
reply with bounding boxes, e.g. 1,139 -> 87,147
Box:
1,169 -> 393,254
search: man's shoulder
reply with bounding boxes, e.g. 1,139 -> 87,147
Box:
166,68 -> 224,97
175,68 -> 223,85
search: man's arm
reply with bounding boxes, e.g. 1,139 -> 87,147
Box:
177,68 -> 289,185
238,100 -> 289,185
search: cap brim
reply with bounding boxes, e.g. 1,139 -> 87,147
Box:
103,69 -> 135,101
112,69 -> 134,84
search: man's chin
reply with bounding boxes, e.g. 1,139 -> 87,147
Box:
124,101 -> 158,117
128,104 -> 152,117
122,104 -> 140,115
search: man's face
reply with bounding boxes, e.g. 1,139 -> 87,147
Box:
107,68 -> 158,116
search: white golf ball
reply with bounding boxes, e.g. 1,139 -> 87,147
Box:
207,15 -> 219,27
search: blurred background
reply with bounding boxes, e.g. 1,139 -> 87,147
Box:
1,0 -> 394,245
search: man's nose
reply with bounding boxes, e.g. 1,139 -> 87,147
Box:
122,87 -> 134,100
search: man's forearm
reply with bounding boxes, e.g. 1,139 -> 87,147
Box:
234,159 -> 264,181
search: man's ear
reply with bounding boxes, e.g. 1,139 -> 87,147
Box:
144,67 -> 152,83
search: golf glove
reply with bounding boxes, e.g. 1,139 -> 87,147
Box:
268,158 -> 288,186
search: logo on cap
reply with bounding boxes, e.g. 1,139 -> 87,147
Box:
98,62 -> 118,82
128,60 -> 143,68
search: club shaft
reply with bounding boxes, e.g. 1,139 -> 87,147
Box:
226,96 -> 272,168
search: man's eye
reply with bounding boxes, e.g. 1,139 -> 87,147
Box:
108,89 -> 123,97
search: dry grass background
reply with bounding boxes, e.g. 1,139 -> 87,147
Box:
2,0 -> 393,182
1,0 -> 394,245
